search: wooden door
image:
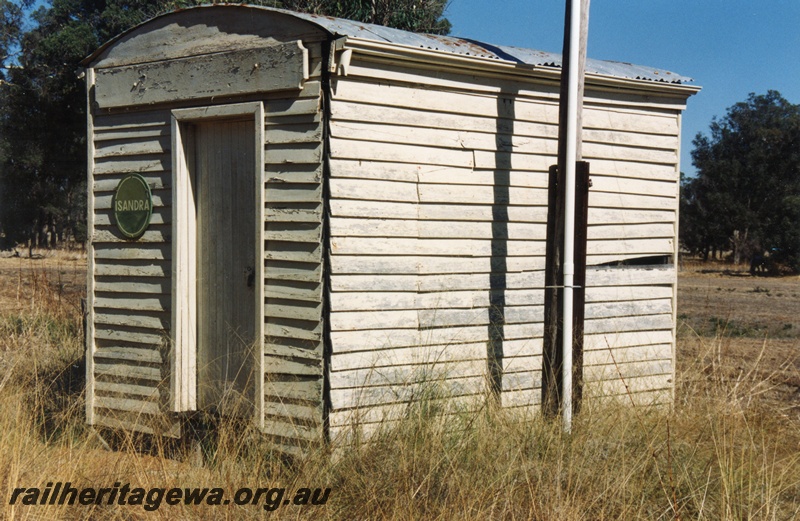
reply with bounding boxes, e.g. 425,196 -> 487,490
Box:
194,119 -> 256,414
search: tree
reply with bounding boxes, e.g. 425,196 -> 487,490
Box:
679,173 -> 725,261
0,0 -> 171,250
682,91 -> 800,269
0,0 -> 450,252
280,0 -> 451,34
0,1 -> 24,76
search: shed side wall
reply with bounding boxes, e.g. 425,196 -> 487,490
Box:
326,54 -> 685,436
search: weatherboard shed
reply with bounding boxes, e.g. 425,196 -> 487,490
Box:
82,5 -> 699,451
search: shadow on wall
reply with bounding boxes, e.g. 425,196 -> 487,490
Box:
487,90 -> 517,402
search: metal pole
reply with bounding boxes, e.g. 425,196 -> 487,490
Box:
560,0 -> 589,433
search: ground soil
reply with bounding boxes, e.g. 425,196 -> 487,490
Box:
678,259 -> 800,338
678,259 -> 800,418
0,249 -> 87,316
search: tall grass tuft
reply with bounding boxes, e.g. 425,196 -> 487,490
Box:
317,331 -> 800,520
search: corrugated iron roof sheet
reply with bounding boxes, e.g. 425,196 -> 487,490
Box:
289,8 -> 694,85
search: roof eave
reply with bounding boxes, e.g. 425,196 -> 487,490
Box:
336,36 -> 700,98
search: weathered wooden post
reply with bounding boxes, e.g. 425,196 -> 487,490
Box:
543,0 -> 590,431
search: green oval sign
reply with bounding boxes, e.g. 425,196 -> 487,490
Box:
113,174 -> 152,239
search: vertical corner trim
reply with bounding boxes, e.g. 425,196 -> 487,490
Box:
170,112 -> 196,413
254,102 -> 266,431
320,39 -> 334,445
85,67 -> 97,425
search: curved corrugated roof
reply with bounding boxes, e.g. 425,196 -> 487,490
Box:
84,5 -> 694,85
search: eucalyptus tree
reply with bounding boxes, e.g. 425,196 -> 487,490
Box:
683,91 -> 800,269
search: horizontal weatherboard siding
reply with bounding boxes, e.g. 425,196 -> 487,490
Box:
327,59 -> 682,428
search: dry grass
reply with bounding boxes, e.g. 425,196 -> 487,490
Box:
1,253 -> 799,519
678,259 -> 800,339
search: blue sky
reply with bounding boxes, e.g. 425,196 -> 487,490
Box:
445,0 -> 800,177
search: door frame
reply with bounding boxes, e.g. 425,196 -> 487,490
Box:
170,102 -> 264,427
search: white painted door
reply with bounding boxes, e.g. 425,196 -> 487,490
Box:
194,119 -> 256,415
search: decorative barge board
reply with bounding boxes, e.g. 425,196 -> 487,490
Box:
83,5 -> 699,451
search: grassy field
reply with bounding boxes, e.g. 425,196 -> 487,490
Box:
0,252 -> 799,520
678,259 -> 800,414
